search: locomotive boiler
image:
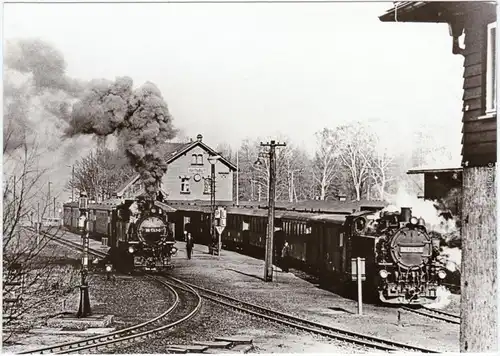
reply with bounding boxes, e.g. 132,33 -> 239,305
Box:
118,197 -> 177,272
350,207 -> 447,305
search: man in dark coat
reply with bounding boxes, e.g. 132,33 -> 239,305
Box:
186,232 -> 194,259
281,241 -> 291,272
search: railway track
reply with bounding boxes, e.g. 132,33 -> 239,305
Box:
22,226 -> 108,259
401,306 -> 460,325
165,276 -> 439,353
19,275 -> 202,354
19,227 -> 204,354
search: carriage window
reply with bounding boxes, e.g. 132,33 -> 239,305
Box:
180,178 -> 190,194
339,232 -> 344,247
305,225 -> 312,235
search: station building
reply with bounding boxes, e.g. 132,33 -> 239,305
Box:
115,134 -> 237,202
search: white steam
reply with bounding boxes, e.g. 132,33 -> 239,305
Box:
385,187 -> 457,234
425,286 -> 452,309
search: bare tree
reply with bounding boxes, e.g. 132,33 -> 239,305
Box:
3,138 -> 79,342
312,128 -> 342,200
66,147 -> 135,202
335,122 -> 375,201
366,137 -> 396,200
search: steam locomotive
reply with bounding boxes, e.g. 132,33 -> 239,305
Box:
63,196 -> 178,273
117,197 -> 178,272
347,207 -> 447,304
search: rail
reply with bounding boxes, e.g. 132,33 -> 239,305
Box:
166,277 -> 439,353
20,276 -> 202,354
401,306 -> 460,325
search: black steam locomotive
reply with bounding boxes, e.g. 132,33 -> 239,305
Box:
348,207 -> 447,304
115,197 -> 177,272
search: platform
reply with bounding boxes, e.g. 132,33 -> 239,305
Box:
46,313 -> 113,329
171,241 -> 460,353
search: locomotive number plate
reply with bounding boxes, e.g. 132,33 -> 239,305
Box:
143,227 -> 164,233
400,246 -> 424,253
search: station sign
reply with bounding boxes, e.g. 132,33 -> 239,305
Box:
351,257 -> 366,281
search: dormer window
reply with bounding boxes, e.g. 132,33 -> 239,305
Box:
486,21 -> 497,114
191,154 -> 204,165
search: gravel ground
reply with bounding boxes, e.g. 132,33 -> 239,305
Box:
113,297 -> 368,354
166,243 -> 459,353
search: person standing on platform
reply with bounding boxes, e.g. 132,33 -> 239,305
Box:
281,241 -> 291,272
186,232 -> 194,260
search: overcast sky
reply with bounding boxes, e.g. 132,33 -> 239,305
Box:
3,1 -> 466,201
3,1 -> 464,152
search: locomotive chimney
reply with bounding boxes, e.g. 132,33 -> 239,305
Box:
400,207 -> 412,222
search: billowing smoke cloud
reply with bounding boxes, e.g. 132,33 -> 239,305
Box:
3,39 -> 85,154
65,77 -> 177,198
4,38 -> 178,200
4,38 -> 84,96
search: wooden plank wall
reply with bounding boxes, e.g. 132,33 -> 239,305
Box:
461,11 -> 497,167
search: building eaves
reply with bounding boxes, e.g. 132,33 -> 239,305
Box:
379,1 -> 495,23
407,167 -> 463,175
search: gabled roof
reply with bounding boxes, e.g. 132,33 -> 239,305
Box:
167,140 -> 237,171
114,138 -> 236,197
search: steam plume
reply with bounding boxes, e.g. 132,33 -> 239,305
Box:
66,78 -> 177,198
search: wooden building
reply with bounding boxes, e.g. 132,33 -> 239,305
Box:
380,2 -> 497,351
115,134 -> 237,202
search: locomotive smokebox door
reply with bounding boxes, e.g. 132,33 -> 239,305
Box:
351,258 -> 366,281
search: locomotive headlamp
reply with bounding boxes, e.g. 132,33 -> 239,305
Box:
128,246 -> 135,254
410,216 -> 418,225
438,270 -> 447,279
151,208 -> 156,214
379,269 -> 389,279
158,208 -> 162,214
105,264 -> 112,272
171,247 -> 178,254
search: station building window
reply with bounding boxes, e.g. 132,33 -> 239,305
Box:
486,21 -> 497,114
191,154 -> 204,165
180,178 -> 190,194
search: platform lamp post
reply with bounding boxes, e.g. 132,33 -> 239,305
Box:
77,191 -> 91,317
255,140 -> 286,282
208,155 -> 221,255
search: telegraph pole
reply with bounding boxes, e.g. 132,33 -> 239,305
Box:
260,140 -> 286,282
48,181 -> 52,218
236,150 -> 239,206
71,165 -> 75,202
